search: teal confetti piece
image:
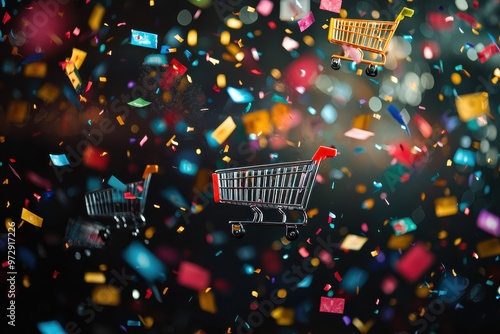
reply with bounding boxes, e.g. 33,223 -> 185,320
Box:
107,175 -> 127,191
49,154 -> 70,167
130,29 -> 158,49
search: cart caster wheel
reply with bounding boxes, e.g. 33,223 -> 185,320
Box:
331,58 -> 341,70
285,227 -> 299,241
99,228 -> 110,241
365,65 -> 378,77
131,228 -> 140,237
231,224 -> 245,239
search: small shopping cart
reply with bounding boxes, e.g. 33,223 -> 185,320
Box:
85,173 -> 152,234
212,146 -> 337,240
64,172 -> 153,250
328,7 -> 414,77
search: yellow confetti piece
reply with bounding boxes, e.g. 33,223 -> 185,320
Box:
84,272 -> 106,284
176,226 -> 185,233
153,204 -> 160,208
251,290 -> 258,298
174,34 -> 184,43
211,116 -> 237,144
21,207 -> 43,227
162,287 -> 169,294
307,208 -> 319,218
270,306 -> 295,326
222,156 -> 231,163
199,290 -> 217,314
166,135 -> 177,146
340,234 -> 368,251
472,28 -> 479,35
322,23 -> 329,29
24,62 -> 47,78
88,3 -> 105,31
92,284 -> 120,306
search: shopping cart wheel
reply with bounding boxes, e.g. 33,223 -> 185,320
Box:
365,65 -> 378,77
99,228 -> 111,241
285,225 -> 299,241
331,58 -> 341,70
231,223 -> 246,239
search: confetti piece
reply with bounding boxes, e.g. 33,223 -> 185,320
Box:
21,207 -> 43,227
297,11 -> 314,32
130,29 -> 158,49
320,0 -> 342,13
123,241 -> 167,282
434,196 -> 458,218
477,43 -> 500,64
340,234 -> 368,251
395,242 -> 435,283
88,3 -> 105,31
210,116 -> 237,144
107,175 -> 127,191
37,320 -> 66,334
49,154 -> 70,167
199,290 -> 217,313
242,110 -> 272,136
455,92 -> 490,122
128,97 -> 151,107
319,297 -> 345,314
177,261 -> 210,291
476,210 -> 500,237
390,217 -> 417,236
84,272 -> 106,283
386,104 -> 410,136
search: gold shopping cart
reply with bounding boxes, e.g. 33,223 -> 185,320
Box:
328,7 -> 414,77
212,146 -> 337,241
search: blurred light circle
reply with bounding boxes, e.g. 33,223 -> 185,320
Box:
474,43 -> 485,52
485,147 -> 498,167
393,36 -> 412,58
419,23 -> 434,38
460,135 -> 471,148
371,10 -> 380,19
479,139 -> 490,153
461,189 -> 474,205
321,104 -> 338,124
369,96 -> 382,112
466,47 -> 478,61
486,124 -> 497,141
240,6 -> 259,24
329,168 -> 345,179
455,0 -> 469,11
177,9 -> 192,26
451,73 -> 462,85
420,72 -> 435,90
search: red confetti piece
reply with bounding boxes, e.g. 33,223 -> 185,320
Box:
395,242 -> 435,283
53,270 -> 60,279
319,296 -> 345,314
145,288 -> 152,299
2,12 -> 11,24
124,192 -> 136,200
334,271 -> 342,281
2,261 -> 9,267
426,12 -> 453,31
177,261 -> 211,291
477,43 -> 500,64
456,12 -> 477,27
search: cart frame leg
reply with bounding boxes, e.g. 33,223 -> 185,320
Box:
277,207 -> 287,223
251,205 -> 263,223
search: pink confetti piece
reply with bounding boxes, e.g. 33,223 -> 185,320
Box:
319,0 -> 342,13
341,44 -> 362,63
297,11 -> 315,32
177,261 -> 211,291
117,22 -> 127,26
319,296 -> 345,314
298,247 -> 310,258
73,27 -> 81,36
9,164 -> 21,180
139,135 -> 148,147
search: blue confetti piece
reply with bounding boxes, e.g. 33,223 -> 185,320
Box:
49,154 -> 70,167
297,274 -> 313,288
37,320 -> 66,334
386,104 -> 410,136
130,29 -> 158,49
126,320 -> 141,326
144,54 -> 167,65
107,175 -> 127,191
123,241 -> 166,282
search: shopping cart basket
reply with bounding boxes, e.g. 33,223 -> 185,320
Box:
85,173 -> 152,236
64,216 -> 109,250
328,7 -> 414,77
212,146 -> 337,240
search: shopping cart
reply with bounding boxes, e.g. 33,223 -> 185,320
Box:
212,146 -> 337,240
84,173 -> 152,236
64,216 -> 109,250
328,7 -> 414,77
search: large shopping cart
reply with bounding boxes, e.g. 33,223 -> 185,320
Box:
212,146 -> 337,241
328,7 -> 414,77
64,216 -> 108,250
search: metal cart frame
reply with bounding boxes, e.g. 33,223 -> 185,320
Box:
328,7 -> 414,76
212,146 -> 337,240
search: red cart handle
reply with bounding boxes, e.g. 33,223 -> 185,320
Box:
311,146 -> 337,164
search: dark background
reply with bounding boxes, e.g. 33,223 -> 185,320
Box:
1,0 -> 500,333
